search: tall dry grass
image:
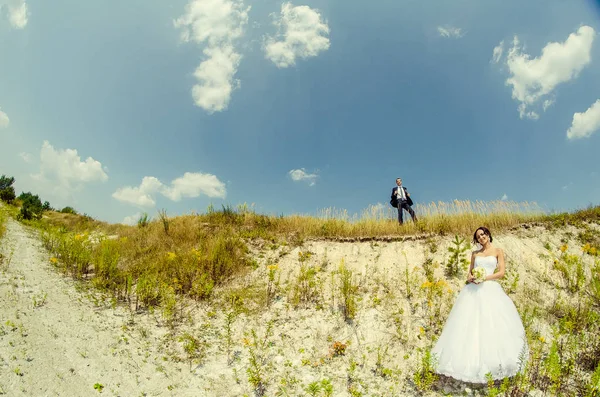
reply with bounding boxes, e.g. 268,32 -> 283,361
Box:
271,200 -> 545,239
30,201 -> 599,317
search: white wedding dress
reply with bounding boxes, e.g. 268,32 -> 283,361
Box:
431,255 -> 528,383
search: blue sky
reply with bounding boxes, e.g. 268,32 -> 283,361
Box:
1,0 -> 600,224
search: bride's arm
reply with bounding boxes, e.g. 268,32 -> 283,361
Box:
466,252 -> 475,283
486,249 -> 506,281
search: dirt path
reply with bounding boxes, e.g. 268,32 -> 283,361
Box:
0,217 -> 207,397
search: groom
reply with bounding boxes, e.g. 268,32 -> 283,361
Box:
390,177 -> 417,225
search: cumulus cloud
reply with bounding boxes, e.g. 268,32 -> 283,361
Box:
437,26 -> 464,39
495,26 -> 595,120
0,108 -> 9,129
161,172 -> 227,201
174,0 -> 249,113
32,141 -> 108,195
288,168 -> 318,186
113,172 -> 227,208
567,99 -> 600,140
264,3 -> 330,68
0,0 -> 28,29
501,193 -> 508,201
112,176 -> 163,208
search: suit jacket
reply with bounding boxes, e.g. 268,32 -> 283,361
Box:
390,186 -> 413,207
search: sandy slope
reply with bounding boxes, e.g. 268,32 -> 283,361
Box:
0,217 -> 212,397
0,213 -> 593,397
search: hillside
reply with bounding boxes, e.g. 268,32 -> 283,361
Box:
0,205 -> 599,396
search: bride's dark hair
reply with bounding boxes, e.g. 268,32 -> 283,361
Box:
473,226 -> 493,244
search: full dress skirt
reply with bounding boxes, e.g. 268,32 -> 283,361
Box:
431,256 -> 528,383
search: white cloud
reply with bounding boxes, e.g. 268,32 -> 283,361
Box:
567,99 -> 600,140
264,3 -> 330,68
501,193 -> 508,201
113,172 -> 227,207
19,152 -> 32,163
191,45 -> 242,113
288,168 -> 318,186
499,26 -> 595,119
32,141 -> 108,193
491,41 -> 504,64
0,108 -> 9,128
542,99 -> 555,112
0,0 -> 28,29
161,172 -> 227,201
174,0 -> 249,113
518,104 -> 539,120
112,176 -> 163,208
437,26 -> 464,39
122,212 -> 142,226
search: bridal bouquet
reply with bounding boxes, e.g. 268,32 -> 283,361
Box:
471,267 -> 486,283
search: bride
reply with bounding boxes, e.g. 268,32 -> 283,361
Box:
431,226 -> 528,383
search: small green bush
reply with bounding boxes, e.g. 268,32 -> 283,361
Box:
18,192 -> 44,220
0,175 -> 16,203
60,206 -> 78,215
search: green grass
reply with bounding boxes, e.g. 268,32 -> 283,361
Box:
0,205 -> 6,240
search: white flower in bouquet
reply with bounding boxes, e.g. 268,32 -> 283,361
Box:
471,267 -> 486,283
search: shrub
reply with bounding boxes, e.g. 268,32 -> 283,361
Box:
60,206 -> 77,215
18,192 -> 44,220
445,235 -> 470,277
0,175 -> 16,203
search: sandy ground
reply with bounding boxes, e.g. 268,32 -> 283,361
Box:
0,214 -> 594,396
0,217 -> 213,396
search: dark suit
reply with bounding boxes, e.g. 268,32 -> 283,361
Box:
391,186 -> 417,224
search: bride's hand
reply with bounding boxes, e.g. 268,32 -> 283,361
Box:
466,274 -> 474,284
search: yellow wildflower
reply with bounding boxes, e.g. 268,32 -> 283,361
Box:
582,243 -> 591,254
419,327 -> 425,335
74,234 -> 83,241
539,336 -> 546,343
421,281 -> 433,289
590,247 -> 597,256
166,252 -> 177,261
242,338 -> 251,346
267,264 -> 279,271
560,244 -> 568,253
50,257 -> 58,264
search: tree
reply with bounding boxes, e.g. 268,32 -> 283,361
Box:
0,175 -> 16,203
18,192 -> 44,220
